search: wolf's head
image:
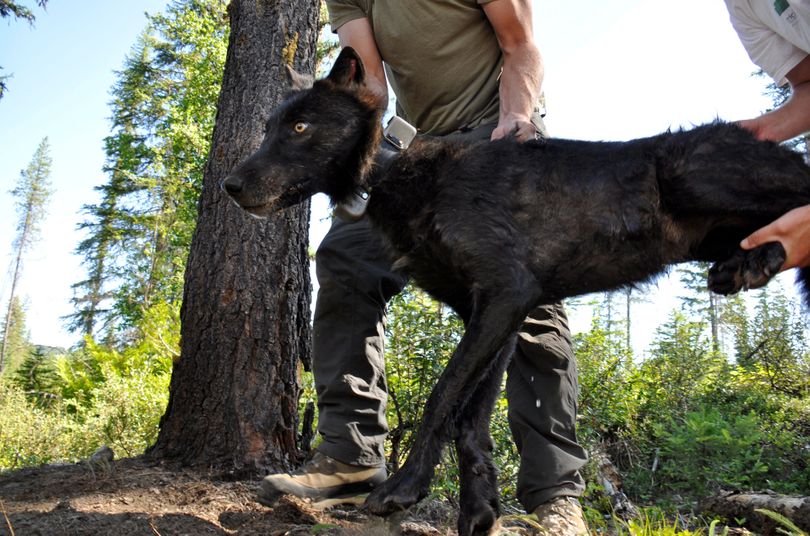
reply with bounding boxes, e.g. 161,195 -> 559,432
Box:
221,47 -> 383,217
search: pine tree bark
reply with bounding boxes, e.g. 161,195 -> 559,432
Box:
149,0 -> 319,474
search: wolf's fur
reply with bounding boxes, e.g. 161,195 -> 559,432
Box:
223,48 -> 810,536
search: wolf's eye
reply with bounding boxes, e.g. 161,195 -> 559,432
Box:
293,122 -> 309,133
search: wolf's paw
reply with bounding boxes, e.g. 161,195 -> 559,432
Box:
458,503 -> 498,536
363,467 -> 429,517
709,242 -> 786,295
458,464 -> 500,536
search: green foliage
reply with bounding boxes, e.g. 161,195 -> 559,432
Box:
0,297 -> 31,375
653,409 -> 769,495
754,508 -> 809,536
565,280 -> 810,513
0,358 -> 169,470
384,286 -> 462,472
574,309 -> 638,444
615,508 -> 708,536
70,0 -> 228,339
0,0 -> 46,23
636,312 -> 725,422
737,286 -> 807,395
11,345 -> 60,407
0,302 -> 174,471
0,380 -> 78,469
76,368 -> 169,458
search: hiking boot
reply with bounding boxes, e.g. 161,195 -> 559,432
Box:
257,451 -> 387,506
532,496 -> 590,535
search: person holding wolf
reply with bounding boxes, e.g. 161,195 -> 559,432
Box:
725,0 -> 810,270
260,0 -> 589,533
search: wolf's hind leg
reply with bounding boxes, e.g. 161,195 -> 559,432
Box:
708,242 -> 786,295
454,338 -> 515,536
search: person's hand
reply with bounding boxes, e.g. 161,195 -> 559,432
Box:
741,204 -> 810,270
491,113 -> 538,142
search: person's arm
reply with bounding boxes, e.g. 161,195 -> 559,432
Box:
739,54 -> 810,142
335,17 -> 388,107
481,0 -> 543,142
738,55 -> 810,269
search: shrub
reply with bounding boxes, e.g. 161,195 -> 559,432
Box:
652,408 -> 769,496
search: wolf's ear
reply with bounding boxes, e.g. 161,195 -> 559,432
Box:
326,47 -> 365,87
286,66 -> 314,90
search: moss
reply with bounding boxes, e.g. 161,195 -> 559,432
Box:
282,31 -> 299,68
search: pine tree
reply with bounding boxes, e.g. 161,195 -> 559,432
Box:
641,311 -> 720,416
678,262 -> 724,353
742,286 -> 808,395
1,137 -> 51,372
0,0 -> 47,23
12,345 -> 59,406
0,296 -> 30,374
69,0 -> 228,338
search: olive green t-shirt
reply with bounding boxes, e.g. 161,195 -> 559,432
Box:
326,0 -> 503,136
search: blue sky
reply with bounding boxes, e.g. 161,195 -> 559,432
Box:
0,0 -> 793,353
0,1 -> 167,348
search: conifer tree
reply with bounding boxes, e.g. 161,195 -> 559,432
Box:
0,296 -> 30,374
1,137 -> 51,372
69,0 -> 228,338
678,262 -> 724,353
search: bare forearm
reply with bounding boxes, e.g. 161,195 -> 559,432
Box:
740,54 -> 810,143
336,18 -> 388,105
482,0 -> 543,141
498,42 -> 544,130
740,81 -> 810,142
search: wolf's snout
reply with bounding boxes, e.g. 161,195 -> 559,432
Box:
221,175 -> 243,196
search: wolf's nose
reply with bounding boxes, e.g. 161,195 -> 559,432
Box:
221,175 -> 243,195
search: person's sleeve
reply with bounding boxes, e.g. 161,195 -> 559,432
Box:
726,2 -> 806,85
326,0 -> 369,33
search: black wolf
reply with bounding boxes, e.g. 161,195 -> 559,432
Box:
222,47 -> 810,536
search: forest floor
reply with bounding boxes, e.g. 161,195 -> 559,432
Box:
0,457 -> 545,535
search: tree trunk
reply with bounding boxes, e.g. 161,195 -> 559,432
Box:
149,0 -> 319,475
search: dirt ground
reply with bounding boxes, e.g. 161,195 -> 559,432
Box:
0,458 -> 542,535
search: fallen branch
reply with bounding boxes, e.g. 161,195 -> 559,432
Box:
592,446 -> 639,520
698,490 -> 810,534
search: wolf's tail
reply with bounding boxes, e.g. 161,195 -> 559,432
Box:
798,267 -> 810,308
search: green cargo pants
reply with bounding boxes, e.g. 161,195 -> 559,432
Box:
311,120 -> 587,512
